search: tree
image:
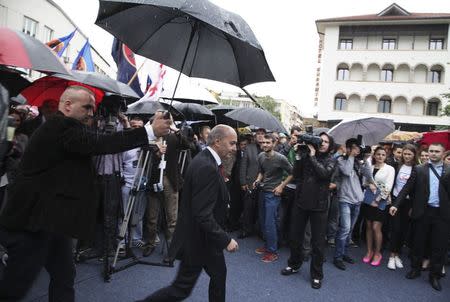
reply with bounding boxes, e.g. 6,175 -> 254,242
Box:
441,93 -> 450,117
255,95 -> 282,121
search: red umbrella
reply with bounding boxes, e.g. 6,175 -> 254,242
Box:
20,76 -> 105,107
419,130 -> 450,150
0,27 -> 70,75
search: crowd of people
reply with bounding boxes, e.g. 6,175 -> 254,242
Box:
0,86 -> 449,301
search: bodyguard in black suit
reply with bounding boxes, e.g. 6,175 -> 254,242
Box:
0,85 -> 171,301
137,125 -> 239,302
390,143 -> 450,291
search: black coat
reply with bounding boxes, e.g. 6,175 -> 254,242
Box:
293,153 -> 335,211
169,149 -> 230,266
0,113 -> 149,240
394,163 -> 450,221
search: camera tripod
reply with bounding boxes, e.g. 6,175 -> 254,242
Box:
106,143 -> 174,282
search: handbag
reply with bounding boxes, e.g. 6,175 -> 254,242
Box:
363,188 -> 387,210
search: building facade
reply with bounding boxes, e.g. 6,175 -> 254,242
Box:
0,0 -> 114,79
315,3 -> 450,131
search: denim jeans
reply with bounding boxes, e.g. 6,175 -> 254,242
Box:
262,192 -> 281,253
334,201 -> 360,260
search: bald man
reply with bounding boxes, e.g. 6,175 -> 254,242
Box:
0,86 -> 171,301
137,125 -> 239,302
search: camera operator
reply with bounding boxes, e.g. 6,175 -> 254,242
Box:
281,132 -> 335,289
333,138 -> 372,271
0,85 -> 171,302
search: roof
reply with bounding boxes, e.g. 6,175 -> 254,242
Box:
316,3 -> 450,27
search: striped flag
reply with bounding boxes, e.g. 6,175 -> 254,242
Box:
72,40 -> 95,72
46,29 -> 77,57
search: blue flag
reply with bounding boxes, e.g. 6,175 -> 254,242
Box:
46,29 -> 77,57
145,75 -> 152,93
72,40 -> 95,72
111,38 -> 143,97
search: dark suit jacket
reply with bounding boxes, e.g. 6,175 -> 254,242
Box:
239,143 -> 260,186
394,163 -> 450,221
169,149 -> 230,266
0,112 -> 149,240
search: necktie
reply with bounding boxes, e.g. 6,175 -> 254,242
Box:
219,164 -> 225,178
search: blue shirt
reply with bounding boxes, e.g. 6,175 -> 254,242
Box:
428,161 -> 443,207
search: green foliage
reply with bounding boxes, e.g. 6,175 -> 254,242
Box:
255,95 -> 282,121
441,93 -> 450,117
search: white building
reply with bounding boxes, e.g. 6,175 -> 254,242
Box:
315,3 -> 450,131
0,0 -> 114,79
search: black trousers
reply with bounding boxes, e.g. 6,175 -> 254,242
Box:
141,249 -> 226,302
241,188 -> 259,234
279,187 -> 295,243
287,205 -> 328,280
410,207 -> 450,279
389,200 -> 411,254
0,228 -> 75,302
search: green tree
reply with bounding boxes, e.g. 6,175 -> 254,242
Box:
255,95 -> 282,121
441,93 -> 450,117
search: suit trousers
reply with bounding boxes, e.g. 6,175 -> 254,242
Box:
141,249 -> 227,302
410,206 -> 450,278
0,228 -> 75,302
389,200 -> 411,254
287,205 -> 328,280
241,188 -> 259,234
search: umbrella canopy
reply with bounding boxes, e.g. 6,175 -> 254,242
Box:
419,130 -> 450,150
383,130 -> 422,143
171,102 -> 215,121
56,71 -> 140,99
95,0 -> 275,88
225,107 -> 287,133
312,127 -> 330,136
19,76 -> 105,107
126,99 -> 182,120
211,104 -> 239,125
0,67 -> 31,97
0,27 -> 70,75
328,117 -> 395,146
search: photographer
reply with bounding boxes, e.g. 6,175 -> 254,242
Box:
333,138 -> 372,271
281,132 -> 335,289
0,85 -> 171,301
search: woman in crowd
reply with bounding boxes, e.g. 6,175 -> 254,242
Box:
444,150 -> 450,165
387,144 -> 417,270
418,147 -> 429,164
361,146 -> 395,266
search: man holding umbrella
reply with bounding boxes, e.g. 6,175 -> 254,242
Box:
0,85 -> 172,301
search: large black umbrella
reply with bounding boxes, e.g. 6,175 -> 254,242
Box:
225,107 -> 287,133
95,0 -> 275,92
171,102 -> 214,121
0,67 -> 31,97
211,104 -> 239,125
126,99 -> 180,116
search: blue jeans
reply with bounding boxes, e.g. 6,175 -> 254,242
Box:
262,192 -> 281,253
334,201 -> 360,260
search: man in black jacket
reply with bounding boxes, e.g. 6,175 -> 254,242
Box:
0,85 -> 171,301
390,142 -> 450,291
137,125 -> 239,302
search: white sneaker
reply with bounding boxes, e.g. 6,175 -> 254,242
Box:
394,256 -> 403,268
387,257 -> 396,270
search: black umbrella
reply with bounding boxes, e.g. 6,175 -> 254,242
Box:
225,107 -> 287,133
55,70 -> 139,99
126,100 -> 182,119
171,102 -> 214,121
0,67 -> 31,97
211,104 -> 240,125
95,0 -> 275,95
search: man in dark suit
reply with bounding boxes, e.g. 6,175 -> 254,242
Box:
0,85 -> 171,301
137,125 -> 239,302
390,142 -> 450,291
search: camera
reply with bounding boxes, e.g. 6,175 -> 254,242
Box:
355,135 -> 371,160
295,126 -> 323,158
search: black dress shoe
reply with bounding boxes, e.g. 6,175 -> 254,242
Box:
142,246 -> 155,257
281,266 -> 299,276
311,279 -> 322,289
333,259 -> 346,271
342,255 -> 355,264
405,270 -> 421,279
429,277 -> 442,291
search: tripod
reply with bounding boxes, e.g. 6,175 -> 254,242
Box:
107,144 -> 173,282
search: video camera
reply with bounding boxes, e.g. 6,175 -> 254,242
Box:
296,125 -> 323,158
96,94 -> 128,134
355,135 -> 371,160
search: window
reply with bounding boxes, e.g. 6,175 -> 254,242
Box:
334,97 -> 347,111
382,38 -> 396,50
381,69 -> 393,82
337,68 -> 349,80
378,98 -> 391,113
429,38 -> 444,50
427,101 -> 439,116
43,26 -> 53,42
430,70 -> 441,83
23,16 -> 38,37
339,39 -> 353,50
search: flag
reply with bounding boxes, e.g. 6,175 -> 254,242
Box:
111,38 -> 143,97
46,29 -> 77,57
142,62 -> 166,102
72,40 -> 95,72
145,75 -> 152,93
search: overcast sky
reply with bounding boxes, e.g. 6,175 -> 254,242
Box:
54,0 -> 450,116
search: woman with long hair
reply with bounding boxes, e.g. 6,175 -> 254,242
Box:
387,144 -> 417,270
361,146 -> 395,266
